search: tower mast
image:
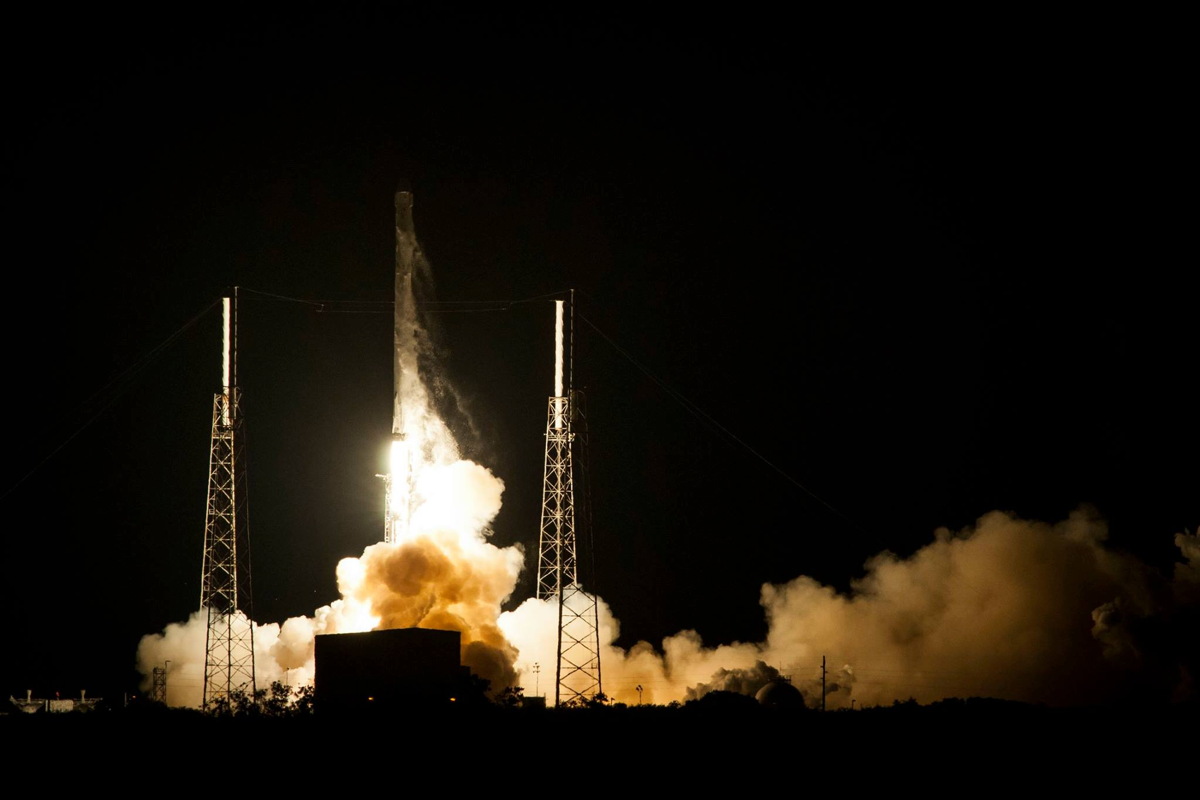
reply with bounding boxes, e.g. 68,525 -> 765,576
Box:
536,294 -> 601,705
200,289 -> 255,708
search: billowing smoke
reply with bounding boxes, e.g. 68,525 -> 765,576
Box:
135,455 -> 524,708
136,201 -> 530,707
500,507 -> 1197,710
136,213 -> 1197,710
142,486 -> 1196,710
758,509 -> 1197,708
684,660 -> 787,701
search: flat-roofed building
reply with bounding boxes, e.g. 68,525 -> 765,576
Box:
314,628 -> 471,716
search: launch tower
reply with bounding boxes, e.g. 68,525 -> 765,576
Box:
199,291 -> 256,708
536,295 -> 602,705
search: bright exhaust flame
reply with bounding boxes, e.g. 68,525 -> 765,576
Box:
384,436 -> 412,544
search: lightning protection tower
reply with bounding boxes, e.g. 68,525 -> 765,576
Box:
200,290 -> 256,709
536,294 -> 601,706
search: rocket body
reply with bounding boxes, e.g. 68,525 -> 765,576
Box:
394,191 -> 419,438
384,191 -> 460,544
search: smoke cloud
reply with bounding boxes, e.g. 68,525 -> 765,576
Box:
135,215 -> 1197,711
136,456 -> 525,707
504,509 -> 1199,710
138,426 -> 1198,711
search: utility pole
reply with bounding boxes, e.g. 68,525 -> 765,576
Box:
821,655 -> 827,712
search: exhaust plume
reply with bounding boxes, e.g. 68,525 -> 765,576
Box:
139,407 -> 1198,710
136,201 -> 1197,710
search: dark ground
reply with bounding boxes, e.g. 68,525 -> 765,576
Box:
4,696 -> 1194,786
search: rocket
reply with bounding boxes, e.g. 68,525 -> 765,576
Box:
382,191 -> 421,544
393,191 -> 420,439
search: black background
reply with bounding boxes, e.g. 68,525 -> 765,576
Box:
2,9 -> 1193,700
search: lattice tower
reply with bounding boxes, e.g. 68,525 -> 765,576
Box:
535,296 -> 601,705
200,292 -> 255,709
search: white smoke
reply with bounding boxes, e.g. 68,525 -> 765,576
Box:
136,456 -> 525,706
527,507 -> 1197,710
141,491 -> 1197,710
136,228 -> 1198,710
137,204 -> 531,706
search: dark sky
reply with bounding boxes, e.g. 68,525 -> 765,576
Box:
2,10 -> 1193,700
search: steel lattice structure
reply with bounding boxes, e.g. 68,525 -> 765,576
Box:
151,666 -> 167,704
535,298 -> 601,706
200,295 -> 255,709
537,396 -> 576,600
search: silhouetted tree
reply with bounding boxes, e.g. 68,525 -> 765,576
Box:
495,685 -> 525,708
204,682 -> 314,718
684,689 -> 760,714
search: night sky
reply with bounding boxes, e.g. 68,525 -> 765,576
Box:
2,10 -> 1194,703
